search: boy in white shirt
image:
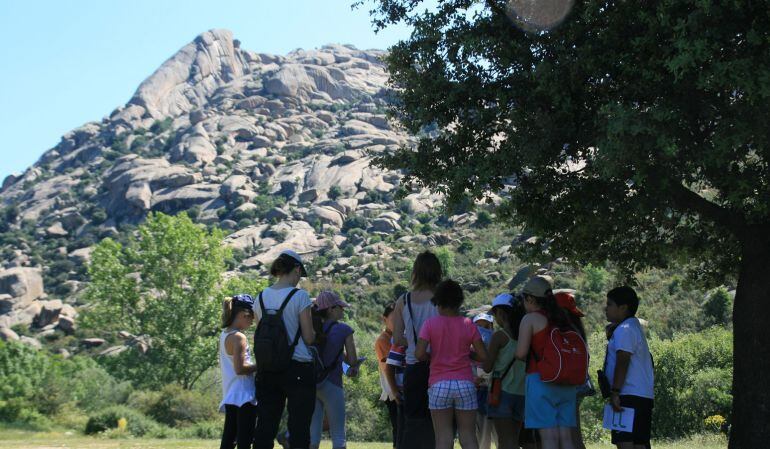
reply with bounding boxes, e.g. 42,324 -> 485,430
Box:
604,286 -> 654,449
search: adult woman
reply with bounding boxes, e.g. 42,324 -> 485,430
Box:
515,275 -> 579,449
253,250 -> 316,449
309,291 -> 360,449
390,251 -> 443,449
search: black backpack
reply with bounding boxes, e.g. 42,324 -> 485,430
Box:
311,321 -> 345,383
253,288 -> 300,374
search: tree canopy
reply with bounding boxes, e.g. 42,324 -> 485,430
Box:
366,0 -> 769,279
83,212 -> 264,388
362,1 -> 770,446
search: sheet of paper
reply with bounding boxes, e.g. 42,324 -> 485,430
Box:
603,404 -> 635,432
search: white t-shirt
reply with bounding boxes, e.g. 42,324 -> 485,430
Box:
606,317 -> 654,399
254,286 -> 313,362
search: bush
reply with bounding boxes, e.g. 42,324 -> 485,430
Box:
131,384 -> 218,427
703,288 -> 732,327
650,327 -> 732,438
343,215 -> 368,232
475,210 -> 493,227
0,341 -> 131,423
85,406 -> 160,436
434,246 -> 454,277
177,420 -> 224,439
328,185 -> 343,200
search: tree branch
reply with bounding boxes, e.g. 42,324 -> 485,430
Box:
669,181 -> 745,236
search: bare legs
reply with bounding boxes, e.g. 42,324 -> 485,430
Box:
431,409 -> 479,449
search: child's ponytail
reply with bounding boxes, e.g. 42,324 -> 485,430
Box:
221,297 -> 235,328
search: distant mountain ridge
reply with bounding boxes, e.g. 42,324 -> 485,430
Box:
0,29 -> 489,342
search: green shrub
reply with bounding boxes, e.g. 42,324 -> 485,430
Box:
650,327 -> 732,437
703,288 -> 732,327
178,420 -> 224,439
0,341 -> 131,423
141,384 -> 218,427
434,246 -> 454,277
475,210 -> 493,227
343,215 -> 367,232
328,185 -> 343,200
85,405 -> 160,436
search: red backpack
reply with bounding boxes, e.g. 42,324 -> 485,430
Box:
534,297 -> 589,385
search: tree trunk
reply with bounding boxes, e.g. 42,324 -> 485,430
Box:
729,227 -> 770,448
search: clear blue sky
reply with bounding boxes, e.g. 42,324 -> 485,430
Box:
0,0 -> 412,181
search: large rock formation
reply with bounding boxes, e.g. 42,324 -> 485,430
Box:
0,29 -> 506,349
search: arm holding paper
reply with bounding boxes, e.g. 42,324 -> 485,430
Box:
611,350 -> 632,412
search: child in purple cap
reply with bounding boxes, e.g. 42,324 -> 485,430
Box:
309,290 -> 361,449
219,295 -> 258,449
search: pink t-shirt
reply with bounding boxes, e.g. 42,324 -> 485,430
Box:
419,315 -> 481,386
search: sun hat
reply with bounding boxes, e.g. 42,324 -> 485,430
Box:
473,313 -> 494,324
314,290 -> 350,310
522,275 -> 554,298
491,292 -> 514,309
278,249 -> 308,277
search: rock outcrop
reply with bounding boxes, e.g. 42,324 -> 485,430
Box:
0,29 -> 505,351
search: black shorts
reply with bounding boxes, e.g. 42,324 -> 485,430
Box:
611,395 -> 654,447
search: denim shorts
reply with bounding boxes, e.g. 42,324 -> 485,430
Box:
428,380 -> 478,411
486,391 -> 525,421
524,373 -> 577,429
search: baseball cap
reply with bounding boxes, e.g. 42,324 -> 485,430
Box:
473,313 -> 494,324
491,293 -> 514,309
522,275 -> 554,298
314,290 -> 350,310
555,290 -> 585,317
278,249 -> 308,277
231,294 -> 255,310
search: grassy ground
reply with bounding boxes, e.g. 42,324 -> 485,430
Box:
0,428 -> 727,449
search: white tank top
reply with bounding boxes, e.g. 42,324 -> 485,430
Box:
219,329 -> 257,412
403,293 -> 438,365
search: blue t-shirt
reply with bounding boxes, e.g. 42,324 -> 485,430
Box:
319,321 -> 354,387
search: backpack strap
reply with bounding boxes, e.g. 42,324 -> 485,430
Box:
277,288 -> 300,315
279,288 -> 302,349
497,329 -> 517,381
258,291 -> 267,316
405,292 -> 419,344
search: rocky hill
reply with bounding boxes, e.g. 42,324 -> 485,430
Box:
1,29 -> 510,347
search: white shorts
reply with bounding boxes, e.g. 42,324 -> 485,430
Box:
428,380 -> 478,411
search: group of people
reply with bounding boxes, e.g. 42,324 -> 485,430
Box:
218,249 -> 655,449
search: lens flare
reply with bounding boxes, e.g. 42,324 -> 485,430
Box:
506,0 -> 575,32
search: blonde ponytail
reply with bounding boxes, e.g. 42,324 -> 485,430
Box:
221,297 -> 235,328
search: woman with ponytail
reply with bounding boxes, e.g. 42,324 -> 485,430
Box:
515,275 -> 578,449
219,294 -> 258,449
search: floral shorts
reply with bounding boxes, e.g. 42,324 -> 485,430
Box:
428,380 -> 478,410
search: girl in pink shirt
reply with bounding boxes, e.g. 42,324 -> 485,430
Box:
416,279 -> 488,449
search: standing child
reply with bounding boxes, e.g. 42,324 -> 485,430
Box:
390,251 -> 442,449
482,293 -> 529,449
385,342 -> 407,449
416,279 -> 488,449
472,312 -> 496,449
376,303 -> 400,449
309,290 -> 360,449
515,275 -> 579,449
556,291 -> 590,449
604,286 -> 654,449
219,294 -> 258,449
